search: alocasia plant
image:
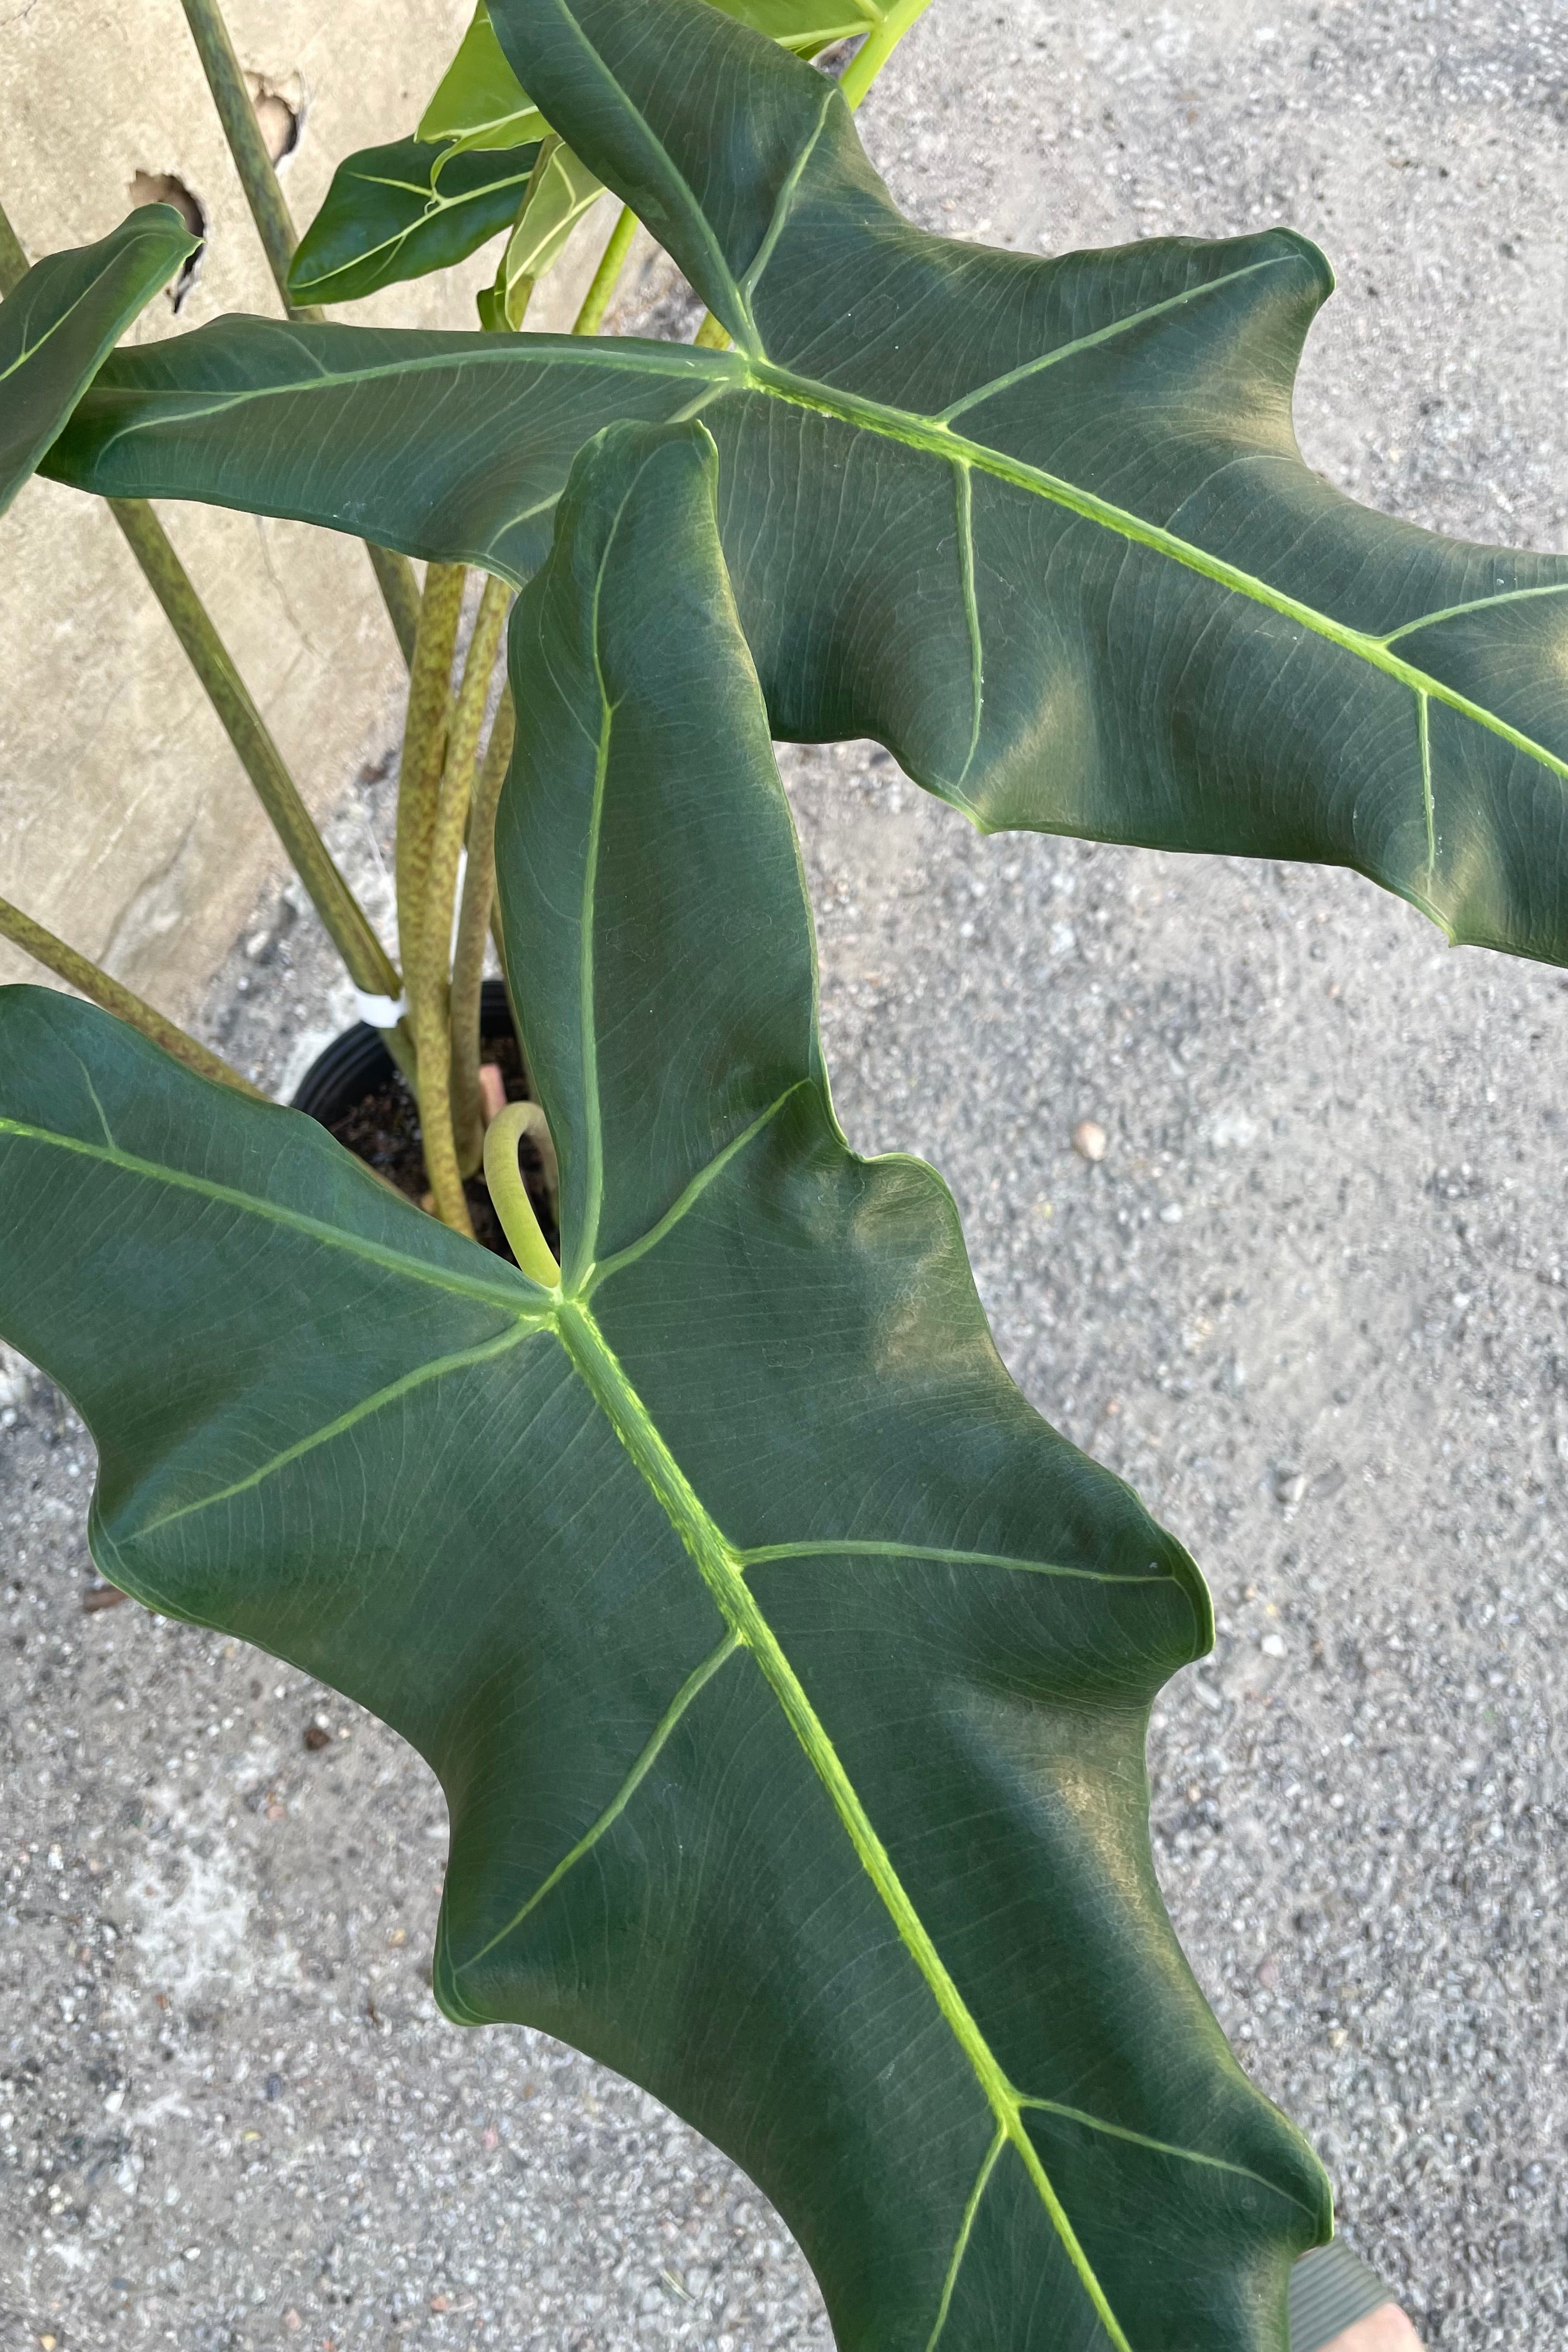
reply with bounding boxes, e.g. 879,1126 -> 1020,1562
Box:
47,0 -> 1568,968
5,0 -> 1564,2339
0,418 -> 1328,2348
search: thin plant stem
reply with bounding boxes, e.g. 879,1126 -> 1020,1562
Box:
0,895 -> 264,1097
450,685 -> 516,1175
409,1004 -> 473,1235
836,0 -> 936,109
425,578 -> 510,1177
691,6 -> 933,348
176,0 -> 419,664
362,544 -> 422,668
573,204 -> 639,335
106,499 -> 410,1028
0,191 -> 414,1080
394,565 -> 466,1008
394,564 -> 472,1235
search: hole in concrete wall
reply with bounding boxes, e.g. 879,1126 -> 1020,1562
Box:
247,74 -> 303,167
128,171 -> 206,312
813,35 -> 864,79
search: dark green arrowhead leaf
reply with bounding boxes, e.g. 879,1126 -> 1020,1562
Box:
286,138 -> 542,307
48,0 -> 1568,967
0,206 -> 194,514
0,418 -> 1327,2348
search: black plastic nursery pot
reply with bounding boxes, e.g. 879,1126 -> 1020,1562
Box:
292,976 -> 557,1263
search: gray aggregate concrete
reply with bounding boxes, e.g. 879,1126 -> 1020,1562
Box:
4,3 -> 1567,2347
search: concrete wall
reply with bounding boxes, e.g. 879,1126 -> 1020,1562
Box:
0,0 -> 614,1019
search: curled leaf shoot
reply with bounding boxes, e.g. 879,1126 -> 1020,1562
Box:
482,1099 -> 561,1284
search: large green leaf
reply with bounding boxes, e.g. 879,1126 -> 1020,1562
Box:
0,418 -> 1326,2348
48,0 -> 1568,967
286,138 -> 542,307
0,206 -> 193,514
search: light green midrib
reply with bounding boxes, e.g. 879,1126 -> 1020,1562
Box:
550,1292 -> 1133,2352
77,330 -> 1567,793
568,464 -> 648,1293
574,696 -> 612,1293
80,333 -> 743,434
0,1115 -> 540,1313
0,247 -> 141,388
292,163 -> 540,298
536,0 -> 762,356
743,360 -> 1568,790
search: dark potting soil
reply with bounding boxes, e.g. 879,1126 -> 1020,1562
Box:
328,1023 -> 559,1266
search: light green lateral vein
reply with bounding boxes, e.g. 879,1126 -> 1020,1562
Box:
934,254 -> 1292,425
551,1294 -> 1133,2352
738,1538 -> 1170,1584
457,1629 -> 743,1972
0,1116 -> 541,1311
743,362 -> 1568,789
954,463 -> 982,788
1017,2095 -> 1317,2214
131,1321 -> 542,1537
1418,691 -> 1435,876
340,172 -> 443,195
1380,578 -> 1568,644
926,2127 -> 1005,2352
585,1080 -> 812,1292
65,1052 -> 117,1152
